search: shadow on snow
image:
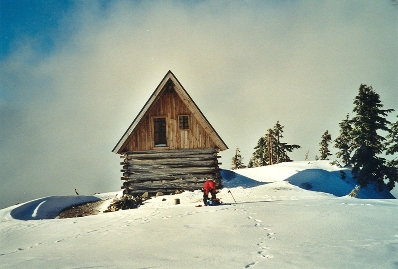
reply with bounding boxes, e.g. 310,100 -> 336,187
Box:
284,169 -> 353,197
11,196 -> 100,221
220,169 -> 268,188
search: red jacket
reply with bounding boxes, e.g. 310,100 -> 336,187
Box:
203,180 -> 216,195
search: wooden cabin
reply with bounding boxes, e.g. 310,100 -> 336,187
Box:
112,71 -> 228,195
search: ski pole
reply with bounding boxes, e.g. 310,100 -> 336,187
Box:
227,190 -> 236,203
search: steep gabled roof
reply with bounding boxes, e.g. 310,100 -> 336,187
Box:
112,70 -> 228,154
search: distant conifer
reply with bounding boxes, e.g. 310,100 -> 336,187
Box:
249,121 -> 300,167
351,84 -> 394,188
385,116 -> 398,190
319,130 -> 332,160
248,134 -> 269,167
304,150 -> 309,161
232,148 -> 246,170
386,116 -> 398,166
335,114 -> 353,166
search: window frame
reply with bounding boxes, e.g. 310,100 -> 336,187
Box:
153,116 -> 167,147
178,115 -> 190,130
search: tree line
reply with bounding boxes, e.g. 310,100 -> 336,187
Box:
231,84 -> 398,192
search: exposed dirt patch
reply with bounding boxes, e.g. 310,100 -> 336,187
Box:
58,200 -> 105,219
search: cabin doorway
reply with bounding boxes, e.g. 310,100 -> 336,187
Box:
154,117 -> 167,147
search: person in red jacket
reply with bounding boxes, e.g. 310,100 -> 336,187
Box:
203,179 -> 217,205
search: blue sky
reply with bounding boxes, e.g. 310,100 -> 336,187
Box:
0,1 -> 397,207
1,0 -> 71,58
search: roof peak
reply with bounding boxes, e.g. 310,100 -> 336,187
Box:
112,71 -> 228,153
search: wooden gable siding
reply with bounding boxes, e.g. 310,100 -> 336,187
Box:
122,85 -> 216,152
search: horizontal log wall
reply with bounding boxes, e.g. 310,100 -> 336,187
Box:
121,149 -> 221,195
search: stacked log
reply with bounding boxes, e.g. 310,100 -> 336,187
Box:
120,149 -> 221,196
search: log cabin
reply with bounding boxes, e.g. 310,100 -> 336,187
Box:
112,71 -> 228,196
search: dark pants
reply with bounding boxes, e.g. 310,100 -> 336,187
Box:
203,189 -> 216,205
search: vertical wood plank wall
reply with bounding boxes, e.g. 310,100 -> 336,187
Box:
123,86 -> 216,152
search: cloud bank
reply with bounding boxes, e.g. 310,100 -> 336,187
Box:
1,1 -> 397,207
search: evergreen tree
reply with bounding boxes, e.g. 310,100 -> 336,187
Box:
351,84 -> 394,188
272,121 -> 283,164
304,150 -> 309,161
247,159 -> 255,168
248,130 -> 272,167
335,114 -> 353,166
385,116 -> 398,190
271,121 -> 301,163
386,115 -> 398,166
248,135 -> 268,168
319,130 -> 332,160
231,148 -> 246,170
248,122 -> 300,167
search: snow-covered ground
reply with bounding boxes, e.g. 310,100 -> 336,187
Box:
0,161 -> 397,268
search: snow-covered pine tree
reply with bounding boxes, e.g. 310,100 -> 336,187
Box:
386,115 -> 398,166
272,121 -> 301,163
335,114 -> 353,166
272,121 -> 283,164
247,159 -> 255,168
319,130 -> 332,160
248,135 -> 268,168
351,84 -> 394,188
385,115 -> 398,190
277,142 -> 301,163
248,122 -> 300,167
348,185 -> 361,198
231,148 -> 245,170
266,128 -> 275,165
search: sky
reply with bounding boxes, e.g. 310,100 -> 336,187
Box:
0,0 -> 397,208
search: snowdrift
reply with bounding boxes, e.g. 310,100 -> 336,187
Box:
220,169 -> 267,188
230,161 -> 395,199
0,161 -> 397,268
7,196 -> 100,221
0,161 -> 394,222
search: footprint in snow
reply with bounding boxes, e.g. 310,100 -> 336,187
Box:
258,250 -> 274,259
266,232 -> 276,240
245,261 -> 258,268
140,218 -> 150,224
255,241 -> 274,262
252,218 -> 263,227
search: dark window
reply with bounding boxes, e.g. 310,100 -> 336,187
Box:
154,118 -> 167,146
179,115 -> 190,129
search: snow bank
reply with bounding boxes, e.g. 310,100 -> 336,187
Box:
0,161 -> 397,268
4,196 -> 100,221
220,169 -> 267,188
1,161 -> 393,223
233,161 -> 343,183
230,161 -> 395,199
